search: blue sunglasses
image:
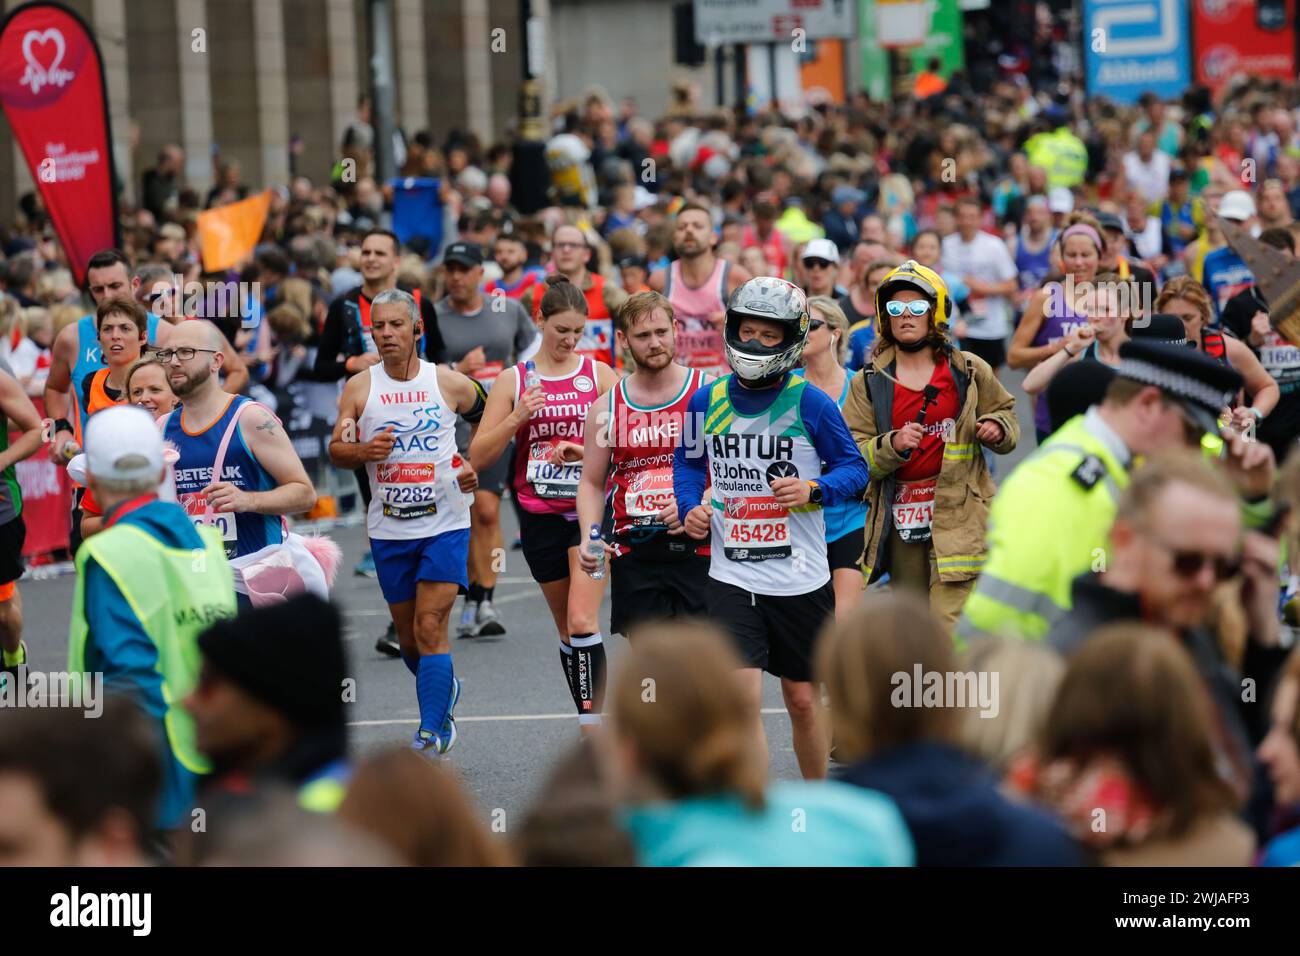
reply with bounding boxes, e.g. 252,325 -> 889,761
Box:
884,300 -> 932,318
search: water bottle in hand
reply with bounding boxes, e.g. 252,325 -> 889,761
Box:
586,523 -> 606,580
524,360 -> 541,391
449,453 -> 470,512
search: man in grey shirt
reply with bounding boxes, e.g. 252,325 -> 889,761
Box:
437,242 -> 538,637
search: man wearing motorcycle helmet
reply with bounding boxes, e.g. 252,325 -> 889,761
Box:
672,276 -> 871,780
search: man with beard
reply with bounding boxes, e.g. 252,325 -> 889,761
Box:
159,322 -> 317,609
575,291 -> 710,637
521,223 -> 627,366
650,203 -> 751,377
484,228 -> 545,304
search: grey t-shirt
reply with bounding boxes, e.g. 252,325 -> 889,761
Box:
435,295 -> 536,450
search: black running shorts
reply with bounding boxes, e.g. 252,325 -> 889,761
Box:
707,578 -> 835,682
609,550 -> 709,636
518,507 -> 580,584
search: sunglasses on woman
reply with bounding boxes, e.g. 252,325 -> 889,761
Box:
884,300 -> 932,318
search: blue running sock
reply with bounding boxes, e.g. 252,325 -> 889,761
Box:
401,652 -> 419,677
416,654 -> 454,736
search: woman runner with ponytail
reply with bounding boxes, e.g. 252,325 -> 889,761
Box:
471,275 -> 619,733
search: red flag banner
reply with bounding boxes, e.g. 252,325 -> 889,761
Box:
0,2 -> 118,285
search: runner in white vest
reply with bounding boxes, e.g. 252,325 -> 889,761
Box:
330,289 -> 485,757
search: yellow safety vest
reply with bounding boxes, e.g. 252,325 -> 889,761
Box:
69,521 -> 236,774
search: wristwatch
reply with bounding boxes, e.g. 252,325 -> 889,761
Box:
807,480 -> 824,506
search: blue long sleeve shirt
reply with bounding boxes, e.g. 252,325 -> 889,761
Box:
673,373 -> 869,519
82,496 -> 207,829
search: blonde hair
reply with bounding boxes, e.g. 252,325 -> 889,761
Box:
1155,275 -> 1213,330
959,637 -> 1065,773
807,295 -> 849,365
815,592 -> 960,763
124,356 -> 165,393
20,307 -> 51,338
50,303 -> 82,338
610,623 -> 766,810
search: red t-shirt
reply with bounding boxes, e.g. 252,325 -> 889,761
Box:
892,360 -> 960,482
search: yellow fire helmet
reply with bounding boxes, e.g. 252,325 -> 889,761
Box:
874,260 -> 951,338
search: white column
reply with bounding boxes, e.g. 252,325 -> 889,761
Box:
394,0 -> 427,135
252,0 -> 291,185
175,0 -> 214,190
462,0 -> 492,145
326,0 -> 360,159
92,0 -> 132,205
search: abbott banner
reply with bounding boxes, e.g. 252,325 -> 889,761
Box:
1083,0 -> 1190,105
0,2 -> 117,284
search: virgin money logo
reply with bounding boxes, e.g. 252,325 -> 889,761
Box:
725,498 -> 749,519
1201,45 -> 1239,84
20,29 -> 74,95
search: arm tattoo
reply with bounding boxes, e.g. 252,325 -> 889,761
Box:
255,415 -> 278,436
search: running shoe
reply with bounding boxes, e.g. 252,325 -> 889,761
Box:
475,599 -> 506,637
411,729 -> 443,756
456,600 -> 479,638
0,641 -> 27,691
374,622 -> 400,658
354,550 -> 377,578
439,716 -> 458,754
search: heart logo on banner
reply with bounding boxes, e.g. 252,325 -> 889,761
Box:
20,28 -> 74,95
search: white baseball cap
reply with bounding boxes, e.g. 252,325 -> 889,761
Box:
802,238 -> 840,264
1048,186 -> 1074,214
1219,189 -> 1256,221
85,405 -> 165,484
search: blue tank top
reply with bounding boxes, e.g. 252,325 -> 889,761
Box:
1032,289 -> 1089,434
823,371 -> 870,543
72,313 -> 163,434
163,396 -> 283,559
1015,230 -> 1055,293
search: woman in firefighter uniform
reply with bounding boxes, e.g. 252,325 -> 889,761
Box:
841,261 -> 1020,630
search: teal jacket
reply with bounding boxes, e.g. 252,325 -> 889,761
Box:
621,780 -> 914,867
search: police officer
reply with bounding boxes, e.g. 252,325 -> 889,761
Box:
958,340 -> 1245,641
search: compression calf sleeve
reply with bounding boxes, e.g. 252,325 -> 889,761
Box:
416,653 -> 454,738
560,640 -> 576,699
570,633 -> 606,725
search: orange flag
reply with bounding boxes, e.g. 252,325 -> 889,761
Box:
197,190 -> 271,272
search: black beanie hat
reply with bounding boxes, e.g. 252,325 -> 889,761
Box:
197,593 -> 348,729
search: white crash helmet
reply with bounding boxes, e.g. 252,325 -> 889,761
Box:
722,276 -> 811,387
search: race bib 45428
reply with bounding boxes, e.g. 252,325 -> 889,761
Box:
721,495 -> 790,561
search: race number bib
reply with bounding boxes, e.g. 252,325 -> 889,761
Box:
968,296 -> 990,318
180,492 -> 239,558
722,495 -> 790,561
892,479 -> 936,544
626,468 -> 674,522
376,462 -> 438,520
473,360 -> 505,391
1261,341 -> 1300,374
526,440 -> 582,499
676,322 -> 728,375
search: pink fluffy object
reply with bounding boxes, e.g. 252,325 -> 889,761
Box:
301,534 -> 343,587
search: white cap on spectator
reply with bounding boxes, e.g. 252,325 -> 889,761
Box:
85,405 -> 164,485
802,238 -> 840,264
1219,190 -> 1256,222
1048,186 -> 1074,214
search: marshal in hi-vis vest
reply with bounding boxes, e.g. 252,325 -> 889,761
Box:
68,522 -> 236,775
